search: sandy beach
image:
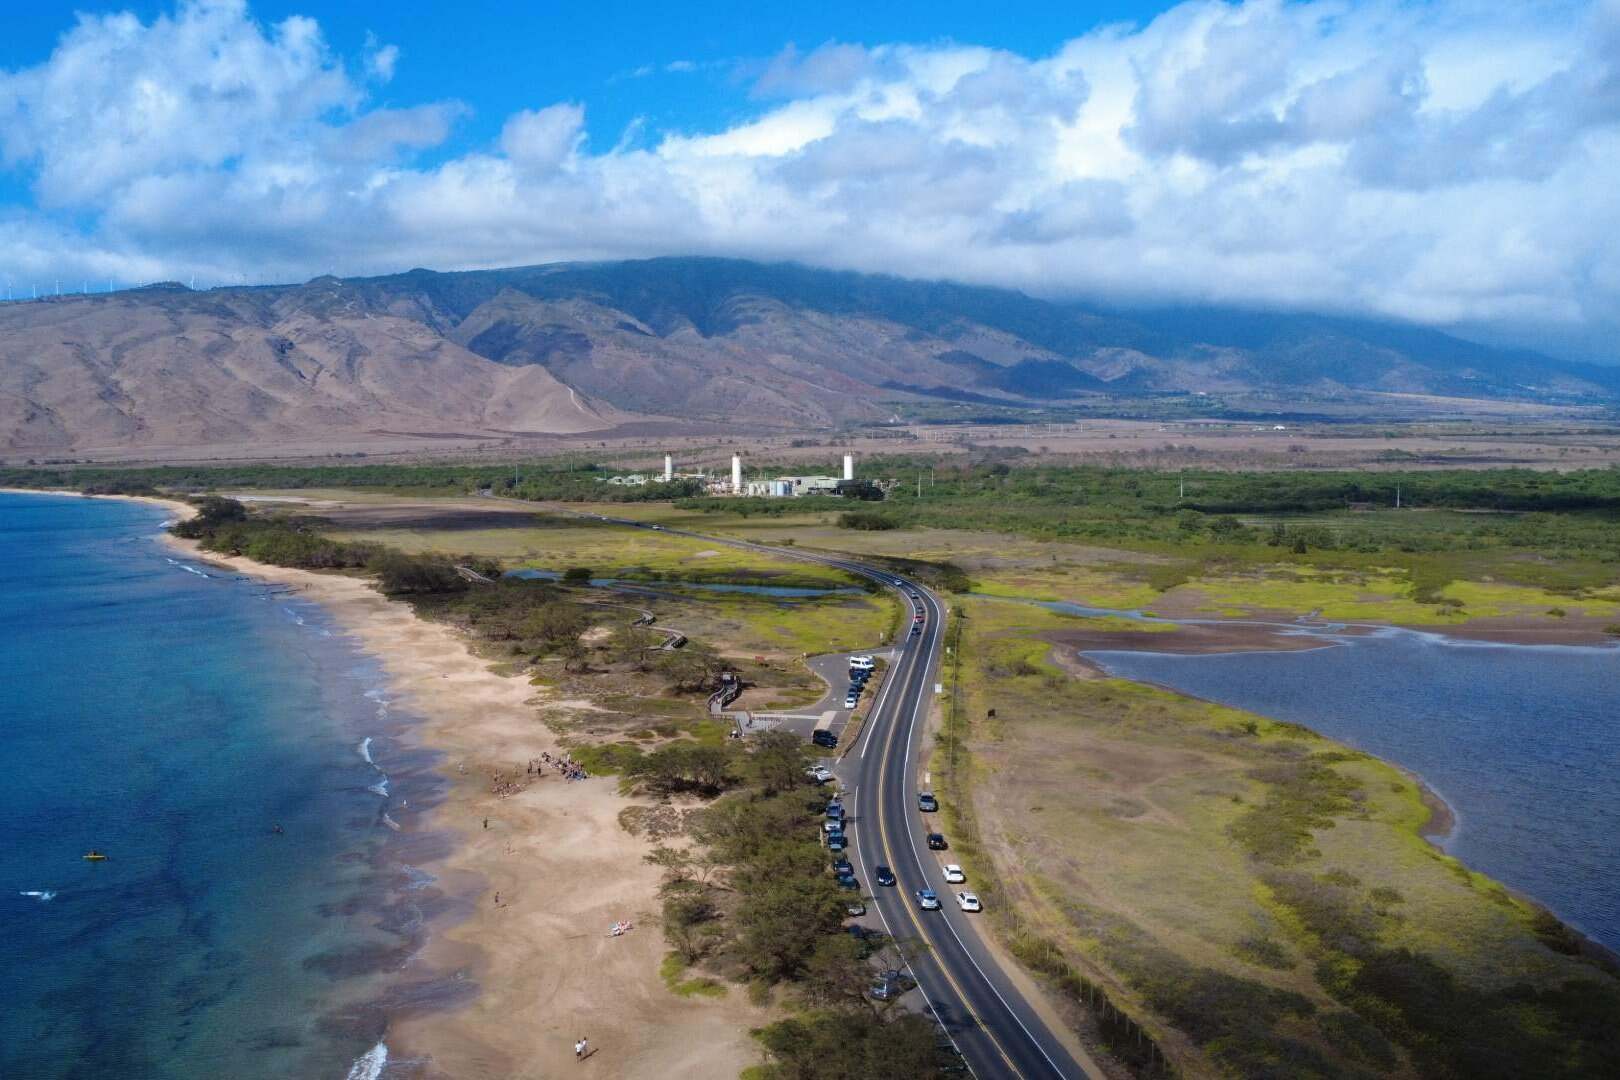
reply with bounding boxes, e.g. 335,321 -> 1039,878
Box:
141,516 -> 768,1078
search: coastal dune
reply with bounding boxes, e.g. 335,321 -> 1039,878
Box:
159,518 -> 767,1078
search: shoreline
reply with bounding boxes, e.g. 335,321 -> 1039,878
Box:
0,489 -> 768,1079
1052,639 -> 1461,851
1046,626 -> 1620,971
154,537 -> 770,1078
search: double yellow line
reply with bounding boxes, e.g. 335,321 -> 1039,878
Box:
868,598 -> 1025,1079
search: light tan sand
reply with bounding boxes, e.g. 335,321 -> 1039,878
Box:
150,522 -> 768,1078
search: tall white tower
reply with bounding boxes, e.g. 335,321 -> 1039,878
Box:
664,453 -> 674,482
842,453 -> 854,481
731,454 -> 742,494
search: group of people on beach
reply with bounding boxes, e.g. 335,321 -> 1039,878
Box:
529,751 -> 589,782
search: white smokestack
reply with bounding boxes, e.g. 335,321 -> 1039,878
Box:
731,454 -> 742,494
842,453 -> 854,481
664,453 -> 673,482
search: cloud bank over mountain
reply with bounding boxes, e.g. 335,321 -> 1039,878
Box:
1,0 -> 1617,359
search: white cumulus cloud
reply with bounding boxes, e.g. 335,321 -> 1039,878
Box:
0,0 -> 1617,360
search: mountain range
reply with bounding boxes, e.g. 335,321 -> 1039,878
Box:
1,256 -> 1614,454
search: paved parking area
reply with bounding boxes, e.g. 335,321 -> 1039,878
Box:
741,647 -> 896,747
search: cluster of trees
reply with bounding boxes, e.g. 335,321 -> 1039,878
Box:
175,497 -> 509,600
850,464 -> 1620,562
645,731 -> 961,1077
176,497 -> 382,571
838,510 -> 898,531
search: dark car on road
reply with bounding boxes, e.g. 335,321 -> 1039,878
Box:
869,969 -> 917,1001
918,792 -> 938,812
927,832 -> 948,850
874,864 -> 896,886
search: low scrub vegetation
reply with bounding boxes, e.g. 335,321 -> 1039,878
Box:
644,731 -> 960,1076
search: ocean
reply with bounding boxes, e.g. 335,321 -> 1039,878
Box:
1087,625 -> 1620,953
0,493 -> 465,1079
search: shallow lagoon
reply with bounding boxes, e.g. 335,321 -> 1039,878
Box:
1088,624 -> 1620,952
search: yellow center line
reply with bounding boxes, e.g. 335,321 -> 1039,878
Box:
873,613 -> 1026,1079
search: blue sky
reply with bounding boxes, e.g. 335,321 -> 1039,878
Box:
0,0 -> 1616,360
0,2 -> 1158,172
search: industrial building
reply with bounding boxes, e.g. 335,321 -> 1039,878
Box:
607,452 -> 875,498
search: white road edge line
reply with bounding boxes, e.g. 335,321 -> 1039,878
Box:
847,737 -> 976,1077
902,588 -> 1073,1079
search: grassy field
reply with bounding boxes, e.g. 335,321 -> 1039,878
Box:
544,502 -> 1620,630
933,594 -> 1620,1077
648,588 -> 896,661
323,515 -> 858,588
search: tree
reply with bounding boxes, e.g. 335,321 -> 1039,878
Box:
655,641 -> 726,692
660,882 -> 723,965
172,494 -> 246,537
562,565 -> 593,583
746,730 -> 812,795
753,1010 -> 957,1078
608,624 -> 662,669
520,601 -> 589,651
370,552 -> 468,595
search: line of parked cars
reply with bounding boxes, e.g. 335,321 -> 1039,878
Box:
845,654 -> 875,709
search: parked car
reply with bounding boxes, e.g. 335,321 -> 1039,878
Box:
874,864 -> 896,887
869,969 -> 917,1001
836,871 -> 859,889
915,888 -> 941,911
827,831 -> 847,852
812,729 -> 838,748
824,818 -> 845,833
845,899 -> 866,917
844,695 -> 859,709
850,655 -> 876,670
826,800 -> 844,818
926,833 -> 948,850
956,891 -> 982,912
918,792 -> 938,812
806,765 -> 834,783
942,864 -> 966,884
832,856 -> 853,876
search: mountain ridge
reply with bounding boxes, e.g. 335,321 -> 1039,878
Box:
0,256 -> 1613,454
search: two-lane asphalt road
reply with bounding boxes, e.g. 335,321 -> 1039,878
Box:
841,581 -> 1084,1080
518,503 -> 1090,1078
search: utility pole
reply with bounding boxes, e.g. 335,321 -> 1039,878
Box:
1179,472 -> 1186,500
917,471 -> 923,499
1395,484 -> 1402,510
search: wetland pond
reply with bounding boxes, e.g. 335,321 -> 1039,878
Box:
1084,621 -> 1620,953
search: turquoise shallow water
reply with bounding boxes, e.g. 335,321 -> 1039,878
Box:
1087,624 -> 1620,953
0,494 -> 467,1079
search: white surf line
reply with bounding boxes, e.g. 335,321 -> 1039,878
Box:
345,1041 -> 388,1080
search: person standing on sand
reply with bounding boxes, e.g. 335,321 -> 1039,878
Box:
575,1037 -> 587,1061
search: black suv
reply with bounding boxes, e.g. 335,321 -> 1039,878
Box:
926,833 -> 948,850
812,729 -> 838,748
874,865 -> 897,887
